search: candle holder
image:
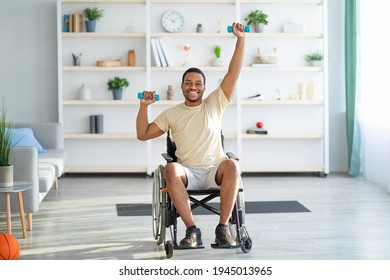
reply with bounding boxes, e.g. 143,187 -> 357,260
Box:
181,44 -> 191,67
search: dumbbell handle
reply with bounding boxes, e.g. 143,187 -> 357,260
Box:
138,92 -> 160,101
227,25 -> 250,33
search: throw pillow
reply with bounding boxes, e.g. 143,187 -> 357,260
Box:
10,126 -> 47,153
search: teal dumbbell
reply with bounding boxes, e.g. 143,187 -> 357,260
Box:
138,92 -> 160,101
227,25 -> 250,33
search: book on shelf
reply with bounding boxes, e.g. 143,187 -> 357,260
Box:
65,13 -> 83,32
63,15 -> 69,32
150,38 -> 162,67
157,38 -> 171,66
154,38 -> 168,67
246,128 -> 268,134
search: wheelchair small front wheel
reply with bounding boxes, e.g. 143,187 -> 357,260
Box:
165,241 -> 174,258
241,237 -> 252,253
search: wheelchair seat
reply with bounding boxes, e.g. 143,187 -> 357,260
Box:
152,130 -> 252,258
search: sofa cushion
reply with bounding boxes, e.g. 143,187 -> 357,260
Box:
38,163 -> 56,192
38,149 -> 67,177
10,126 -> 47,153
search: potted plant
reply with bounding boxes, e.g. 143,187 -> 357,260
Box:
107,77 -> 129,100
0,101 -> 13,187
245,10 -> 268,33
196,23 -> 203,33
212,45 -> 224,66
83,7 -> 104,32
305,50 -> 324,66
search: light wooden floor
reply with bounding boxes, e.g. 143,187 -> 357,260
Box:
2,172 -> 390,260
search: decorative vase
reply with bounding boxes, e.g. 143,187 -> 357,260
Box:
212,57 -> 224,66
85,20 -> 96,32
167,85 -> 174,100
112,89 -> 123,100
310,60 -> 323,67
254,23 -> 264,33
78,83 -> 92,100
196,25 -> 203,33
0,165 -> 13,188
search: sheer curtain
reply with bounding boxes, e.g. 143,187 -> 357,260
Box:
359,1 -> 390,192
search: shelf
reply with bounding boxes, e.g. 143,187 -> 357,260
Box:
64,133 -> 137,139
62,0 -> 145,3
62,32 -> 145,38
239,100 -> 323,105
64,166 -> 147,173
241,132 -> 323,139
63,100 -> 140,105
63,66 -> 146,72
243,66 -> 322,72
241,165 -> 325,173
241,0 -> 322,4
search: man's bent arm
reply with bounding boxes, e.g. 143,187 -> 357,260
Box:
136,103 -> 164,141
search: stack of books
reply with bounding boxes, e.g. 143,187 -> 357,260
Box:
246,128 -> 268,134
150,38 -> 171,67
63,14 -> 83,33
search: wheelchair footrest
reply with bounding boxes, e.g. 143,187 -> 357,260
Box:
211,243 -> 241,249
175,244 -> 205,250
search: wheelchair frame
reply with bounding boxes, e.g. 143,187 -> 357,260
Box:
152,132 -> 252,258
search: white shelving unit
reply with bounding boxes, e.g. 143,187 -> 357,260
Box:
57,0 -> 328,176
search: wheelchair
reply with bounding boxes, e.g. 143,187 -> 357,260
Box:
152,131 -> 252,258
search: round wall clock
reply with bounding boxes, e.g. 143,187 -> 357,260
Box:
161,10 -> 184,33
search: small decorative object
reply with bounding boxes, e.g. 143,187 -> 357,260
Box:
307,82 -> 316,100
0,100 -> 13,187
96,58 -> 123,67
89,115 -> 103,134
283,22 -> 306,33
107,77 -> 129,100
217,19 -> 222,33
254,47 -> 278,65
161,10 -> 184,33
78,83 -> 92,100
212,45 -> 224,66
299,82 -> 308,100
305,50 -> 324,67
245,10 -> 268,33
196,23 -> 203,33
72,53 -> 82,66
126,21 -> 135,33
95,115 -> 104,134
181,44 -> 191,67
128,50 -> 136,66
167,85 -> 174,100
83,7 -> 104,32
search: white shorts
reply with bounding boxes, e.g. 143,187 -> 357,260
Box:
183,165 -> 220,191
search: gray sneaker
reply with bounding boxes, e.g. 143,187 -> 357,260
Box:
215,224 -> 237,248
179,226 -> 203,248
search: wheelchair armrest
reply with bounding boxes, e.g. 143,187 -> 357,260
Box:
162,153 -> 174,163
226,152 -> 239,161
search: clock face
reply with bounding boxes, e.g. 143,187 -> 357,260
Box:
161,10 -> 184,33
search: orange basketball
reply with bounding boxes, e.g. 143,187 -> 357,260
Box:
0,232 -> 20,260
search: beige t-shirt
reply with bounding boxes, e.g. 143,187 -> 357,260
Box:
153,87 -> 229,168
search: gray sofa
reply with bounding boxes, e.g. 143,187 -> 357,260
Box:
0,122 -> 67,231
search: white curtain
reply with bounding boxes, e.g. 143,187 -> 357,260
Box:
359,1 -> 390,192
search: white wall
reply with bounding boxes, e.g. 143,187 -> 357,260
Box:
0,0 -> 347,172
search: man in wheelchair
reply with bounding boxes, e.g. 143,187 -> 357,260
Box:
136,22 -> 246,249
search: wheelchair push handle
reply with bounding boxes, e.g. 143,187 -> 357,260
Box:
138,92 -> 160,101
227,25 -> 250,33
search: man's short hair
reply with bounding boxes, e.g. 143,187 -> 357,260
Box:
181,67 -> 206,85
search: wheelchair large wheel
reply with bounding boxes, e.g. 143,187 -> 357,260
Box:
152,165 -> 167,245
